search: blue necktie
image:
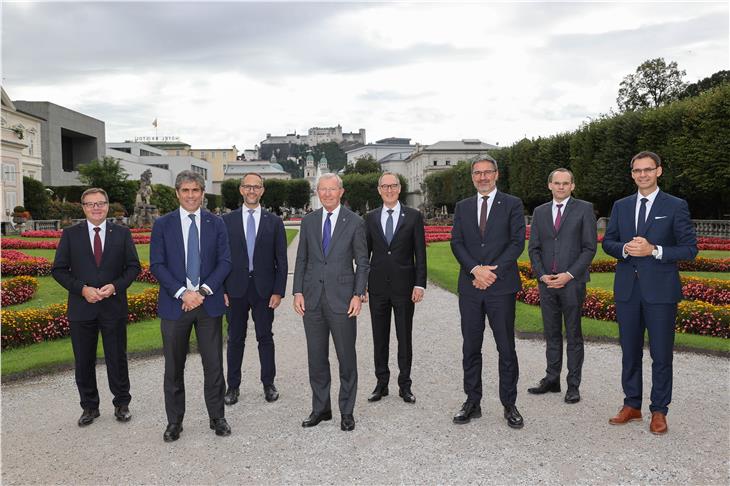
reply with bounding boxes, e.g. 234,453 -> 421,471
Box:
247,209 -> 256,270
187,214 -> 200,287
385,209 -> 394,245
636,197 -> 648,236
322,212 -> 333,256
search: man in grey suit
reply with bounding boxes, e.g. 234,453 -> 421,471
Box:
293,173 -> 369,431
527,168 -> 597,403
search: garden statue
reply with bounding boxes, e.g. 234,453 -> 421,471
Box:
128,169 -> 159,228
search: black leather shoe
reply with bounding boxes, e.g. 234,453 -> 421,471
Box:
453,401 -> 481,424
264,384 -> 279,402
527,378 -> 561,394
78,408 -> 100,427
224,388 -> 239,406
565,386 -> 581,404
341,414 -> 355,431
301,410 -> 333,427
163,423 -> 183,442
504,405 -> 524,429
367,385 -> 389,402
399,387 -> 416,404
210,417 -> 231,437
114,405 -> 132,422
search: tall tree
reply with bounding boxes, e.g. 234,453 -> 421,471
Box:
343,155 -> 381,175
617,58 -> 686,112
678,70 -> 730,100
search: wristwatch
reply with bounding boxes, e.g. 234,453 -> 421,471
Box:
198,287 -> 211,297
651,246 -> 659,258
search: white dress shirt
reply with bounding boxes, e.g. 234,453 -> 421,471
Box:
552,196 -> 570,225
86,220 -> 107,251
476,188 -> 497,226
242,205 -> 262,239
321,204 -> 341,237
623,187 -> 662,259
380,201 -> 401,233
175,207 -> 212,298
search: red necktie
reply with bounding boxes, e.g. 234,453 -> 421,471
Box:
93,227 -> 102,266
479,196 -> 488,238
551,204 -> 564,273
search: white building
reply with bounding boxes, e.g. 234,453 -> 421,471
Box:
345,137 -> 416,164
402,139 -> 499,208
304,153 -> 329,210
1,88 -> 44,227
107,142 -> 213,193
222,159 -> 291,181
261,124 -> 366,147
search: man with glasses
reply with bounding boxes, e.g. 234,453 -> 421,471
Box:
52,188 -> 141,427
293,173 -> 369,431
450,155 -> 526,428
364,172 -> 426,405
222,173 -> 287,406
603,151 -> 697,435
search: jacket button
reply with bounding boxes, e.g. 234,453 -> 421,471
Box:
387,251 -> 391,255
319,279 -> 323,283
481,243 -> 485,247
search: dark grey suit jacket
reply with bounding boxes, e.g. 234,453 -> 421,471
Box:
293,206 -> 369,314
528,197 -> 597,283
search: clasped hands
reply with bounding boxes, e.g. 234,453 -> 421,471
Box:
81,284 -> 115,304
472,265 -> 498,290
624,236 -> 655,257
181,290 -> 204,312
540,273 -> 572,289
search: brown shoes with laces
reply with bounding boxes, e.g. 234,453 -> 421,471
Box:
649,412 -> 668,435
608,405 -> 642,425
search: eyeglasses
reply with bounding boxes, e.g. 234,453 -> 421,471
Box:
241,185 -> 263,191
379,184 -> 400,191
82,201 -> 108,208
631,167 -> 658,175
472,169 -> 497,177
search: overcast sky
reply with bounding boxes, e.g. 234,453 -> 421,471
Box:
3,1 -> 728,151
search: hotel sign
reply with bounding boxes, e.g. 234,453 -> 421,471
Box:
134,136 -> 181,142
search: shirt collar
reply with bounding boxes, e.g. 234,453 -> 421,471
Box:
553,196 -> 570,208
323,204 -> 341,218
243,205 -> 261,214
382,201 -> 401,215
180,206 -> 202,220
87,220 -> 107,232
637,187 -> 660,204
477,188 -> 497,201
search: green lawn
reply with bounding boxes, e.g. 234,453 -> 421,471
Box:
427,242 -> 730,354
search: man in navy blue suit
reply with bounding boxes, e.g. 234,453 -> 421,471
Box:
603,151 -> 697,435
222,173 -> 288,406
450,155 -> 526,429
150,170 -> 232,442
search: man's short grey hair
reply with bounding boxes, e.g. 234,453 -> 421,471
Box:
548,168 -> 574,183
175,170 -> 205,191
378,171 -> 401,186
470,154 -> 498,172
317,173 -> 343,189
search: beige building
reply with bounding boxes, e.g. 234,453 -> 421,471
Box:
1,88 -> 43,226
189,146 -> 238,193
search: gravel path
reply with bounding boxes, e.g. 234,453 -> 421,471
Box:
2,231 -> 728,485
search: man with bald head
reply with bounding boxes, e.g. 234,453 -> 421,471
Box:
293,173 -> 369,432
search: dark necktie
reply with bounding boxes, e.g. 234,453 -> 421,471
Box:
636,197 -> 649,236
385,209 -> 394,245
322,212 -> 333,256
247,209 -> 256,270
187,214 -> 200,287
554,203 -> 564,233
93,227 -> 102,267
479,195 -> 489,238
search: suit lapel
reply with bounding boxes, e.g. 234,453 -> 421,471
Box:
555,198 -> 576,236
313,208 -> 325,257
465,195 -> 480,239
392,206 -> 407,241
99,223 -> 115,267
255,209 -> 270,250
484,192 -> 503,239
372,207 -> 389,246
328,207 -> 349,255
78,223 -> 97,268
642,191 -> 665,235
200,210 -> 215,262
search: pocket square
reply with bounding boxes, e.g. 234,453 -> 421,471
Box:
654,216 -> 667,219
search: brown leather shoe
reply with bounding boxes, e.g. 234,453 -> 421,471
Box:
608,405 -> 642,425
649,412 -> 668,435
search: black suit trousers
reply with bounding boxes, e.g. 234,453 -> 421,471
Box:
369,292 -> 414,388
459,292 -> 519,406
538,282 -> 585,387
225,277 -> 276,389
161,306 -> 225,424
70,317 -> 131,410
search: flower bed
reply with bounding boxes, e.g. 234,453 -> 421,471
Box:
21,228 -> 152,238
1,288 -> 159,349
2,234 -> 151,249
0,251 -> 52,276
1,276 -> 38,307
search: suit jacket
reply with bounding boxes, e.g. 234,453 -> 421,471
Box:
292,206 -> 369,314
222,207 -> 288,299
602,190 -> 697,304
451,192 -> 526,297
528,198 -> 597,283
52,221 -> 141,321
150,208 -> 232,320
365,205 -> 427,296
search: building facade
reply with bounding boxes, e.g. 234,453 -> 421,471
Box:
344,137 -> 416,164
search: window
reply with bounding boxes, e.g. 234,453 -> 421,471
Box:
28,135 -> 34,156
176,150 -> 180,156
433,160 -> 437,166
5,190 -> 17,212
191,165 -> 208,180
2,163 -> 17,183
62,136 -> 74,171
199,151 -> 206,159
211,152 -> 216,158
445,160 -> 451,166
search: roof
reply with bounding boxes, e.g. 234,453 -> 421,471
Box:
224,162 -> 289,175
423,140 -> 498,151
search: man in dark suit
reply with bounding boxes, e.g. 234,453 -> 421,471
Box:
450,155 -> 526,429
364,172 -> 426,404
603,151 -> 697,435
52,188 -> 141,426
150,170 -> 232,442
527,168 -> 597,404
222,172 -> 287,405
293,173 -> 369,432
